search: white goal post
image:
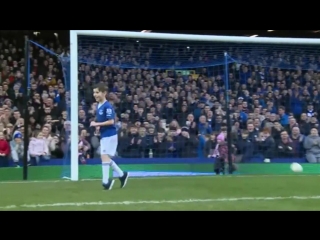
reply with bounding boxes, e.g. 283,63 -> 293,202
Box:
69,30 -> 320,181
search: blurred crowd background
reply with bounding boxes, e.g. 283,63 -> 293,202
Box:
0,30 -> 320,168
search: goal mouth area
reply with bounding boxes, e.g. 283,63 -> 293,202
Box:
68,31 -> 320,181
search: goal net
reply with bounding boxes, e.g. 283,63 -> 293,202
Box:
14,31 -> 320,182
68,31 -> 320,180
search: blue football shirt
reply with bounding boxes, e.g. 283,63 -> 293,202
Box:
96,101 -> 117,138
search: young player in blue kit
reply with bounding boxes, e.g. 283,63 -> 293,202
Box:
90,83 -> 129,190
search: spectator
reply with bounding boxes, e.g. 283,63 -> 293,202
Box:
78,133 -> 90,164
50,134 -> 64,159
10,132 -> 29,167
154,129 -> 167,158
212,132 -> 235,174
41,125 -> 53,155
0,131 -> 10,167
290,127 -> 305,157
304,128 -> 320,163
166,127 -> 181,158
180,127 -> 198,158
272,122 -> 284,142
29,131 -> 49,165
198,115 -> 212,157
299,113 -> 310,135
123,125 -> 141,158
277,131 -> 294,158
287,117 -> 299,134
213,133 -> 226,174
258,128 -> 275,163
205,133 -> 216,157
236,130 -> 254,162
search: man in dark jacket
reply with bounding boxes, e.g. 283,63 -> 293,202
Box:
258,128 -> 275,162
237,130 -> 254,162
179,127 -> 198,158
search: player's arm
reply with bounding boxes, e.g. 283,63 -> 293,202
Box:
94,107 -> 115,127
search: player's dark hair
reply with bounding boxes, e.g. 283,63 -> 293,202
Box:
94,83 -> 107,93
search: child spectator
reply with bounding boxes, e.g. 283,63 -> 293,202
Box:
212,132 -> 236,175
10,131 -> 29,167
29,132 -> 49,165
0,132 -> 10,167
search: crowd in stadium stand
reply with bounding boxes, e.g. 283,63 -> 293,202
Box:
0,33 -> 320,168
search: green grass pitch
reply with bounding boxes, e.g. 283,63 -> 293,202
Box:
1,175 -> 320,210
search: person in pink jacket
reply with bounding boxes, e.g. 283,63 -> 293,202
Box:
29,132 -> 49,165
212,131 -> 236,175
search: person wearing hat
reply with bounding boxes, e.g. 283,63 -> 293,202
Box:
212,131 -> 236,175
9,131 -> 28,167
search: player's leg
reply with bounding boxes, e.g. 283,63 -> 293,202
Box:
100,137 -> 115,190
107,135 -> 129,188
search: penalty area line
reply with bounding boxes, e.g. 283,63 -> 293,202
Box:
1,195 -> 320,209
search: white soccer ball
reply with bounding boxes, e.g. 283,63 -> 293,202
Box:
290,162 -> 303,173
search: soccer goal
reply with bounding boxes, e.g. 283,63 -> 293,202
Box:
65,30 -> 320,181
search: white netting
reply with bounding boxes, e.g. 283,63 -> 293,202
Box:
78,36 -> 320,70
70,32 -> 320,180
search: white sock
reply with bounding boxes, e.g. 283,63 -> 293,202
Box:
110,160 -> 124,177
102,162 -> 110,184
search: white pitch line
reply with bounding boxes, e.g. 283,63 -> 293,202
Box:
1,195 -> 320,209
0,174 -> 318,184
